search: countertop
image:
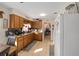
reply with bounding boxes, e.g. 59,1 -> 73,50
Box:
15,30 -> 42,38
16,31 -> 34,37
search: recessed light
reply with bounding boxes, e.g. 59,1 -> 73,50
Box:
40,13 -> 46,16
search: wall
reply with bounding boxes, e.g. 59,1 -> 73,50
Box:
0,5 -> 10,44
54,14 -> 61,56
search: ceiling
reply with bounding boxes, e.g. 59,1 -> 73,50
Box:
0,2 -> 72,20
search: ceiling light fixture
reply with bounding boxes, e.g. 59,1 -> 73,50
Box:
40,13 -> 46,16
53,12 -> 58,14
20,2 -> 24,3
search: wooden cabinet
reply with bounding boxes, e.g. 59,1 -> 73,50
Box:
23,34 -> 33,48
10,14 -> 15,28
34,32 -> 42,41
19,17 -> 24,28
23,35 -> 29,48
32,20 -> 42,29
14,15 -> 20,28
10,14 -> 24,28
24,19 -> 32,28
16,33 -> 33,52
10,14 -> 35,29
10,14 -> 20,28
16,36 -> 23,52
27,34 -> 33,44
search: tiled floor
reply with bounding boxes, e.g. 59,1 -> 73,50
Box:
18,35 -> 53,56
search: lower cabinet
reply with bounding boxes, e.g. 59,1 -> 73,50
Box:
16,33 -> 33,52
23,34 -> 33,48
16,37 -> 23,52
16,33 -> 42,53
34,32 -> 42,41
23,35 -> 29,48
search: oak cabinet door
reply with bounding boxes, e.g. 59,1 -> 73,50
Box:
19,17 -> 24,28
15,15 -> 20,28
23,34 -> 33,48
10,14 -> 20,28
34,33 -> 42,41
10,14 -> 15,28
32,21 -> 42,29
29,34 -> 33,43
17,37 -> 23,52
23,36 -> 28,47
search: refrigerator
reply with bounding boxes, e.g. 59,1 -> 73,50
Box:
54,14 -> 79,56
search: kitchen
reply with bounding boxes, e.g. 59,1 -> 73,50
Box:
0,2 -> 56,56
1,2 -> 79,56
0,13 -> 43,56
9,14 -> 43,54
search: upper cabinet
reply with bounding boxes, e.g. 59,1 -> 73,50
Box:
10,14 -> 19,28
24,19 -> 32,24
9,14 -> 42,29
9,14 -> 24,28
19,17 -> 24,28
14,15 -> 20,28
32,20 -> 42,29
9,14 -> 15,28
24,19 -> 33,27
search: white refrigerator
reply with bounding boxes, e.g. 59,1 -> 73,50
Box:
54,14 -> 79,56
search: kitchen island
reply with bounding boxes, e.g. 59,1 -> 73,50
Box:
13,30 -> 42,53
15,32 -> 34,52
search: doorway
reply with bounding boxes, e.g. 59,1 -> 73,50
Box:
42,20 -> 54,56
43,20 -> 51,41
